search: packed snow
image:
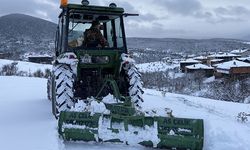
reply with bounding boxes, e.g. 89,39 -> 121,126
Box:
1,76 -> 250,150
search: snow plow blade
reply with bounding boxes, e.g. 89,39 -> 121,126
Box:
58,111 -> 204,150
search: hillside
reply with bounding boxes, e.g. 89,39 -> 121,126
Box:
0,14 -> 56,54
127,38 -> 250,53
0,13 -> 56,41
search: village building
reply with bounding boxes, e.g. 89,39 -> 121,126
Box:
180,59 -> 201,72
208,59 -> 224,67
193,56 -> 208,64
185,63 -> 214,77
207,53 -> 240,62
28,55 -> 53,64
237,57 -> 250,63
214,60 -> 250,79
0,52 -> 12,59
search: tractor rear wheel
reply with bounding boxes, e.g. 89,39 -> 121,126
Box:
52,64 -> 75,118
124,63 -> 144,110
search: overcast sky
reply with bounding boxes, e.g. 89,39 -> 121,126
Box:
1,0 -> 250,39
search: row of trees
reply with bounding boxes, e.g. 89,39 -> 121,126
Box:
141,69 -> 250,103
0,62 -> 51,78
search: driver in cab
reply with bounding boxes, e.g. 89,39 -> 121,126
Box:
84,20 -> 108,48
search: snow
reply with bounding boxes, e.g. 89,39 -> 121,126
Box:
56,53 -> 78,75
1,76 -> 250,150
230,49 -> 249,54
237,57 -> 250,62
180,58 -> 201,63
203,76 -> 215,83
208,53 -> 240,58
0,59 -> 52,73
142,89 -> 250,150
243,42 -> 250,45
102,94 -> 119,104
136,61 -> 178,73
121,53 -> 136,64
98,116 -> 160,147
194,56 -> 207,60
70,97 -> 110,115
185,63 -> 214,70
216,60 -> 250,70
210,59 -> 223,62
28,54 -> 52,58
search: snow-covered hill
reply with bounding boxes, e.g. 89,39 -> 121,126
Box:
0,76 -> 250,150
136,61 -> 179,73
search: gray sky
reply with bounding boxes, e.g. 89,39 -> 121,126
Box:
1,0 -> 250,39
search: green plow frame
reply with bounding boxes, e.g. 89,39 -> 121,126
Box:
58,111 -> 204,150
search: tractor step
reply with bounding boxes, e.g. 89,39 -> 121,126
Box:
58,111 -> 204,149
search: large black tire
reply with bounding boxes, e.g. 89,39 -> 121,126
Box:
124,63 -> 144,109
52,64 -> 75,118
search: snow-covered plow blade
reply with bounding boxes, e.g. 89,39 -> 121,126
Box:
58,111 -> 204,149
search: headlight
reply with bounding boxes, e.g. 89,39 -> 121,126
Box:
81,54 -> 92,63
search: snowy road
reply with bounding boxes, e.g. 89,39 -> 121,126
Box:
0,76 -> 250,150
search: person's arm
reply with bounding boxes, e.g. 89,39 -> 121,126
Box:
97,30 -> 108,47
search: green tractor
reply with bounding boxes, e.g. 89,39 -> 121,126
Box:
47,0 -> 204,149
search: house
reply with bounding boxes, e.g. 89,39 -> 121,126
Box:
237,57 -> 250,63
193,56 -> 208,64
180,59 -> 201,72
0,52 -> 12,59
28,55 -> 53,64
215,60 -> 250,79
230,49 -> 250,57
208,59 -> 224,67
207,53 -> 240,62
185,63 -> 214,77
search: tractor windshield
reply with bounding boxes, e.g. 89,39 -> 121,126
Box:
67,13 -> 125,50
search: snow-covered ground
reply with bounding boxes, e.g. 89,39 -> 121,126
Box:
0,59 -> 52,73
1,76 -> 250,150
136,61 -> 179,73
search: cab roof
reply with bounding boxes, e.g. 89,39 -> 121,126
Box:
63,4 -> 125,15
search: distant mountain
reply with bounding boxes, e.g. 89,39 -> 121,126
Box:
243,35 -> 250,41
0,13 -> 249,61
127,37 -> 250,63
127,37 -> 250,53
0,13 -> 56,41
0,14 -> 56,57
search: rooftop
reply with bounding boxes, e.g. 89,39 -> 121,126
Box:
237,57 -> 250,62
230,49 -> 249,54
186,63 -> 214,70
194,56 -> 207,60
210,59 -> 224,62
180,59 -> 200,63
216,60 -> 250,70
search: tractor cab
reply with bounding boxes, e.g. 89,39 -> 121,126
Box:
55,1 -> 128,56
